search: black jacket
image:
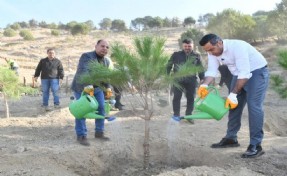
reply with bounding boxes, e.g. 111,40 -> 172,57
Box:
34,57 -> 64,79
166,50 -> 204,82
218,65 -> 233,88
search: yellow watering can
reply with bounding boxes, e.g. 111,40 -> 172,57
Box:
172,86 -> 229,121
69,92 -> 115,121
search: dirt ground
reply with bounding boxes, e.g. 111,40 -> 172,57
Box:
0,85 -> 287,176
1,28 -> 287,176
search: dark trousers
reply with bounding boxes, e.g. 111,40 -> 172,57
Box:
172,80 -> 197,116
113,86 -> 122,107
225,66 -> 269,145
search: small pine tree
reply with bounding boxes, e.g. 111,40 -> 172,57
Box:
0,67 -> 38,118
270,50 -> 287,98
79,36 -> 203,169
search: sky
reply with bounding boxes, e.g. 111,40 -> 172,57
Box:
0,0 -> 282,28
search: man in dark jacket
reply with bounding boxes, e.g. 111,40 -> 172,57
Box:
71,39 -> 111,146
34,48 -> 64,111
166,39 -> 204,124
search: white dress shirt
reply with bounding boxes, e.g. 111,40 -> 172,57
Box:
205,39 -> 267,79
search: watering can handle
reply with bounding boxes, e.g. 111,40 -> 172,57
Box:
194,85 -> 219,104
206,85 -> 219,95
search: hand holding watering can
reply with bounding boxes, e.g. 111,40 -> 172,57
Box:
173,86 -> 230,122
197,85 -> 238,109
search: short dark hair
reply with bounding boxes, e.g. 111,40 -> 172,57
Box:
97,39 -> 105,45
199,34 -> 222,46
182,39 -> 193,44
47,48 -> 55,53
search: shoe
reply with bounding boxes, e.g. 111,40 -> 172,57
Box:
44,106 -> 52,111
171,115 -> 183,122
241,144 -> 265,158
54,105 -> 61,109
110,107 -> 119,111
211,138 -> 240,148
115,105 -> 123,111
95,132 -> 110,141
187,119 -> 195,124
77,136 -> 90,146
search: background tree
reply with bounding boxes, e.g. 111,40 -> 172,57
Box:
142,16 -> 154,29
29,19 -> 38,28
99,18 -> 112,30
171,17 -> 182,27
207,9 -> 256,41
198,13 -> 214,27
266,0 -> 287,41
131,17 -> 144,31
9,22 -> 21,30
47,22 -> 58,29
270,50 -> 287,98
0,67 -> 38,118
147,16 -> 163,29
66,21 -> 78,31
162,17 -> 172,27
58,22 -> 67,30
84,20 -> 94,30
80,36 -> 202,169
111,19 -> 127,32
39,21 -> 48,28
18,21 -> 29,28
252,14 -> 270,42
183,16 -> 196,27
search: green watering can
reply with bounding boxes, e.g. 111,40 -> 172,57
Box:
69,92 -> 115,121
172,86 -> 229,121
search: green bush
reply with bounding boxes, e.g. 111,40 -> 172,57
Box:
51,29 -> 60,36
10,23 -> 21,30
19,30 -> 34,40
71,23 -> 90,36
270,50 -> 287,99
3,28 -> 17,37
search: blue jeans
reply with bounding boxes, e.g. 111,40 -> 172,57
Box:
74,87 -> 105,137
225,66 -> 269,145
41,79 -> 60,106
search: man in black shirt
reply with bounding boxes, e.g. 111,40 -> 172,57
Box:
34,48 -> 64,111
166,39 -> 204,124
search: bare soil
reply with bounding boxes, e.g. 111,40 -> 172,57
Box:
0,28 -> 287,176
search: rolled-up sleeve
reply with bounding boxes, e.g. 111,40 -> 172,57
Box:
234,45 -> 252,79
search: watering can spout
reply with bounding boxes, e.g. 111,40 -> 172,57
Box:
184,112 -> 214,120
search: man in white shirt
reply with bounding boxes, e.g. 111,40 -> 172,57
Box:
198,34 -> 269,158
